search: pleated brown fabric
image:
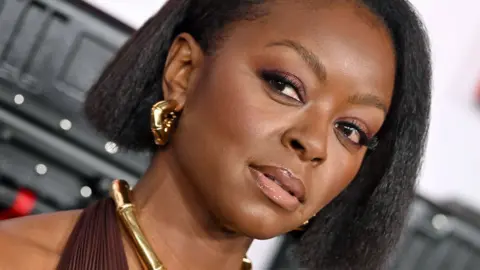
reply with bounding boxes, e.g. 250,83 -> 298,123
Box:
56,199 -> 129,270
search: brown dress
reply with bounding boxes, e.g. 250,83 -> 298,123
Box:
56,199 -> 129,270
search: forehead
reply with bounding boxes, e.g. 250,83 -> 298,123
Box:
218,0 -> 396,108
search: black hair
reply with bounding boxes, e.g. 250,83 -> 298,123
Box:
84,0 -> 431,269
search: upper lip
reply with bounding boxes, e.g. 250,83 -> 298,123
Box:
250,164 -> 306,202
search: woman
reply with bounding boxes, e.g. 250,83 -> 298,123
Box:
0,0 -> 431,269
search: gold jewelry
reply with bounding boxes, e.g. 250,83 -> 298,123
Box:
294,219 -> 311,231
294,214 -> 316,231
151,100 -> 179,146
110,179 -> 252,270
111,180 -> 164,270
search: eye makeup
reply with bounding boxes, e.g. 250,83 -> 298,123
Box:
260,69 -> 306,103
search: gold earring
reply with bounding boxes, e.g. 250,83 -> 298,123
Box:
151,100 -> 179,145
294,219 -> 311,231
294,214 -> 316,231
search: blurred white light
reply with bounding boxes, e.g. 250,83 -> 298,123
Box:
35,164 -> 48,175
432,214 -> 450,232
14,94 -> 24,105
105,141 -> 119,154
80,186 -> 93,198
59,119 -> 72,131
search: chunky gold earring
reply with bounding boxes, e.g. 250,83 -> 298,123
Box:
151,100 -> 179,146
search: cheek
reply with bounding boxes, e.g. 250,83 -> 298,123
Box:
201,76 -> 262,152
310,141 -> 364,210
173,62 -> 268,180
186,61 -> 279,154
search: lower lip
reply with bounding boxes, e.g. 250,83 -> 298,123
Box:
250,167 -> 300,212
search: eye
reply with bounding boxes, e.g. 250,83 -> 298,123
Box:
335,120 -> 376,149
261,70 -> 304,102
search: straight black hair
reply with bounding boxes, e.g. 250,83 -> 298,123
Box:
84,0 -> 431,269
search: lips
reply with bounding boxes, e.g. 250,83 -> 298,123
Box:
250,164 -> 306,211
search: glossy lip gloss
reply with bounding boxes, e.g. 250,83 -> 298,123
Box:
249,165 -> 305,212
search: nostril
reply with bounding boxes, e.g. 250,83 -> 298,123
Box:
310,157 -> 323,166
290,139 -> 324,165
290,139 -> 305,151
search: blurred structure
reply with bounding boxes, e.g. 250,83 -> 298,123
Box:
0,0 -> 148,217
1,0 -> 480,269
272,197 -> 480,269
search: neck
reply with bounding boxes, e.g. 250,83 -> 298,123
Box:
128,150 -> 253,270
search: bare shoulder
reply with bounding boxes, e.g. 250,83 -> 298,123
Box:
0,210 -> 82,269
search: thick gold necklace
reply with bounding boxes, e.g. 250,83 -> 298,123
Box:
110,179 -> 252,270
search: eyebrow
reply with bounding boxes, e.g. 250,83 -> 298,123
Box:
267,39 -> 388,114
266,39 -> 327,82
348,93 -> 388,114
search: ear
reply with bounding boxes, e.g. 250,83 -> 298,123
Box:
162,33 -> 204,110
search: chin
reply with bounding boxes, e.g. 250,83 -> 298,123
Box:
226,209 -> 292,240
241,223 -> 288,240
248,230 -> 284,240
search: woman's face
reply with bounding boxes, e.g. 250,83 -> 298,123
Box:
163,1 -> 395,238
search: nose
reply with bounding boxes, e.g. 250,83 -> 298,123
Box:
281,120 -> 328,166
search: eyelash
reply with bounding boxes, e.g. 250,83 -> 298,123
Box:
260,70 -> 304,102
260,69 -> 378,150
335,120 -> 378,149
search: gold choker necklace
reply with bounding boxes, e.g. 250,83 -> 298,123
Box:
110,179 -> 252,270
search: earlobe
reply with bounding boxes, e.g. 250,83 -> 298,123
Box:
162,33 -> 204,107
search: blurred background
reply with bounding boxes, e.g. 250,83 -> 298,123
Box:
0,0 -> 480,269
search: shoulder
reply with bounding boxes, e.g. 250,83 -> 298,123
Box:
0,210 -> 82,269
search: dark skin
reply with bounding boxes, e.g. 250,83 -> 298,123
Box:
0,1 -> 395,269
